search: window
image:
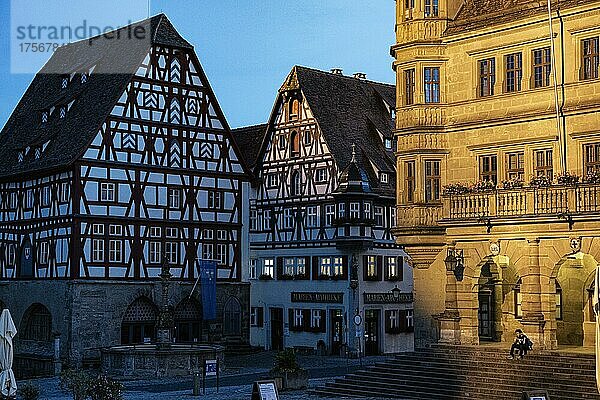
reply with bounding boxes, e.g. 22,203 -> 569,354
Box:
380,173 -> 389,184
284,258 -> 295,276
92,224 -> 104,263
385,139 -> 392,150
514,279 -> 522,319
249,259 -> 257,279
333,257 -> 344,277
41,186 -> 51,207
294,309 -> 304,328
250,307 -> 264,327
311,309 -> 323,330
306,206 -> 318,227
404,69 -> 415,105
278,135 -> 286,150
297,258 -> 306,276
7,244 -> 16,266
303,131 -> 311,145
81,72 -> 88,83
555,282 -> 563,320
366,256 -> 377,278
350,202 -> 360,219
41,111 -> 48,124
424,160 -> 441,203
424,0 -> 438,17
534,149 -> 553,177
165,242 -> 178,265
479,58 -> 496,97
149,241 -> 161,264
100,182 -> 116,202
479,155 -> 498,184
60,182 -> 70,203
290,171 -> 301,196
26,189 -> 34,209
109,239 -> 123,263
168,188 -> 181,209
9,192 -> 18,210
290,131 -> 300,157
325,204 -> 335,226
533,47 -> 551,88
506,152 -> 524,181
389,310 -> 399,330
267,173 -> 278,188
59,107 -> 66,119
404,0 -> 415,20
385,310 -> 414,333
338,203 -> 346,219
584,144 -> 600,174
261,259 -> 274,278
39,242 -> 49,265
250,209 -> 258,231
289,98 -> 300,121
504,53 -> 522,93
208,190 -> 222,209
316,168 -> 327,183
386,256 -> 400,280
374,206 -> 384,226
424,67 -> 440,103
405,161 -> 415,203
582,37 -> 599,80
283,209 -> 293,229
390,207 -> 396,228
216,243 -> 227,265
320,257 -> 332,277
263,209 -> 272,230
364,202 -> 372,220
61,77 -> 68,89
202,243 -> 213,260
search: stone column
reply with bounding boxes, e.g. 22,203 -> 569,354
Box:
520,238 -> 547,348
437,269 -> 462,345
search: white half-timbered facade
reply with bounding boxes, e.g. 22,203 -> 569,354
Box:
234,67 -> 413,355
0,15 -> 250,373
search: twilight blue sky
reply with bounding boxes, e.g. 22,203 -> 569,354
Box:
0,1 -> 396,128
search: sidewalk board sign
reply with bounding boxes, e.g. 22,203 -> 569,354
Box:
251,380 -> 279,400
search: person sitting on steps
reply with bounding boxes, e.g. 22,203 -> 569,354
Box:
508,329 -> 532,360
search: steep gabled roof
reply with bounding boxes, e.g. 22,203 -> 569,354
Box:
231,124 -> 268,169
0,14 -> 192,180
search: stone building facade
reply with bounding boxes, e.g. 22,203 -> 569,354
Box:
391,0 -> 600,349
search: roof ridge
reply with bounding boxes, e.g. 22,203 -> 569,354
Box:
232,123 -> 268,130
294,65 -> 394,88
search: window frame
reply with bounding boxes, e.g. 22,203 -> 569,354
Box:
582,37 -> 600,80
504,52 -> 522,93
479,154 -> 498,184
424,67 -> 440,103
424,160 -> 441,203
404,69 -> 415,106
479,58 -> 496,97
505,151 -> 524,181
532,47 -> 551,88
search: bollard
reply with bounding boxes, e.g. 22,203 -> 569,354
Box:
193,371 -> 200,396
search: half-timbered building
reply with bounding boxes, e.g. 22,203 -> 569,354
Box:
234,67 -> 413,355
0,14 -> 250,374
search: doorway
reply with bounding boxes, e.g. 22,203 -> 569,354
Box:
478,287 -> 494,341
270,307 -> 284,350
365,309 -> 380,355
330,309 -> 344,355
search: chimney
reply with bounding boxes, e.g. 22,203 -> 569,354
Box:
353,72 -> 367,80
330,68 -> 343,75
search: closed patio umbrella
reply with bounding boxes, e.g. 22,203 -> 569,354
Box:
0,309 -> 17,398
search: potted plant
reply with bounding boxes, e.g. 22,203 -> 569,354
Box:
318,273 -> 330,280
279,273 -> 294,280
556,172 -> 580,186
584,170 -> 600,184
502,178 -> 524,190
442,182 -> 471,196
258,273 -> 273,281
472,180 -> 496,192
530,175 -> 552,187
269,349 -> 309,391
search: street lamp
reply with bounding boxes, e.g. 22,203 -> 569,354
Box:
444,248 -> 465,281
391,285 -> 401,300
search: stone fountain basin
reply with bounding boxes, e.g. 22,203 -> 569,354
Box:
101,344 -> 225,378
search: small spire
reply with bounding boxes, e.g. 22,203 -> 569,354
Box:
351,143 -> 356,163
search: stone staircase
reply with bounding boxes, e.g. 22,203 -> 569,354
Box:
312,345 -> 600,399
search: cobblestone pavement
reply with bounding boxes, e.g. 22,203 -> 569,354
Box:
22,352 -> 393,399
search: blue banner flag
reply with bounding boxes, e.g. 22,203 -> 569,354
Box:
200,260 -> 217,320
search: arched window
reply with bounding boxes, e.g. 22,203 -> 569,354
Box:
290,131 -> 300,158
223,297 -> 241,336
514,279 -> 522,319
289,98 -> 300,121
121,297 -> 157,345
174,298 -> 202,343
290,171 -> 301,197
20,304 -> 52,341
555,281 -> 563,320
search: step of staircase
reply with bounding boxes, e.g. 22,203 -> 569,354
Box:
311,346 -> 600,400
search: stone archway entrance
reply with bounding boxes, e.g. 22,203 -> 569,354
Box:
477,262 -> 501,342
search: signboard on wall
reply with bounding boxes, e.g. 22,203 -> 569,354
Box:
291,292 -> 344,303
363,292 -> 413,304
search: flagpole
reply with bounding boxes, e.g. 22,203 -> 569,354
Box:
189,258 -> 202,298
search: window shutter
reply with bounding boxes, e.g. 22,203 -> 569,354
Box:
398,256 -> 404,281
303,309 -> 311,331
304,256 -> 311,279
376,256 -> 383,281
312,256 -> 319,280
276,257 -> 283,279
288,308 -> 295,330
399,310 -> 407,332
363,255 -> 368,281
319,309 -> 327,333
385,310 -> 392,334
257,307 -> 264,328
341,255 -> 349,280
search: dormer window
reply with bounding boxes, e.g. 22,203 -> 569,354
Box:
380,173 -> 389,184
385,139 -> 392,150
17,152 -> 24,163
61,77 -> 69,89
41,111 -> 48,124
290,131 -> 300,157
289,98 -> 300,121
60,107 -> 66,119
35,148 -> 41,159
81,72 -> 88,83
